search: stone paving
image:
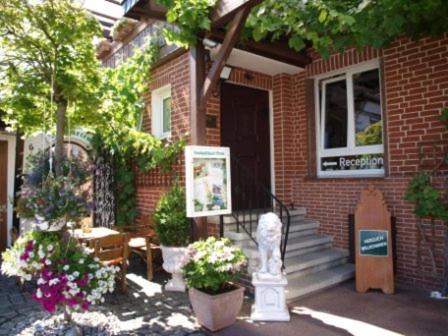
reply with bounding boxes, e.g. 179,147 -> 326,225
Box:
0,257 -> 207,336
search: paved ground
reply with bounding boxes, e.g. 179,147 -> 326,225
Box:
217,281 -> 448,336
1,257 -> 447,335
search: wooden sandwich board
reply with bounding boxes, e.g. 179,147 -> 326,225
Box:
355,185 -> 394,294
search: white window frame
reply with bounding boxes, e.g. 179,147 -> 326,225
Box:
314,60 -> 385,178
151,84 -> 172,139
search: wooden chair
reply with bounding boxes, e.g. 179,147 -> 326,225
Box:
91,233 -> 129,292
125,217 -> 161,281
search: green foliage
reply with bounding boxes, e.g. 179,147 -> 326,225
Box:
0,0 -> 103,134
183,237 -> 247,293
405,173 -> 448,221
356,121 -> 383,146
157,0 -> 218,47
92,36 -> 185,227
153,184 -> 190,246
244,0 -> 448,57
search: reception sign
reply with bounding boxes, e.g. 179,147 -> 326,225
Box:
185,146 -> 232,218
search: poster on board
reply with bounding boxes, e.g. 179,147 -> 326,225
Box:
185,146 -> 232,218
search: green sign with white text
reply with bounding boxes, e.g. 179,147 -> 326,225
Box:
359,230 -> 388,257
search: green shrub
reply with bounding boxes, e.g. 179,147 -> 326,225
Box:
183,237 -> 247,294
153,184 -> 190,246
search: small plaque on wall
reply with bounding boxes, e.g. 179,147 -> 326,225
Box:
206,115 -> 217,128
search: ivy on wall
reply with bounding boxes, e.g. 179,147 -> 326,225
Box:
93,34 -> 185,227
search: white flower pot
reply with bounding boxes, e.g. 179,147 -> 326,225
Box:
161,246 -> 187,292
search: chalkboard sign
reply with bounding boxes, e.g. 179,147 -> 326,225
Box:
359,230 -> 388,256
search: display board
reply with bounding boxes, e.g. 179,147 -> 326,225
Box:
185,146 -> 232,218
355,185 -> 394,294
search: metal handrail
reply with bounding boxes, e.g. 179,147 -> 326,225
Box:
219,154 -> 291,265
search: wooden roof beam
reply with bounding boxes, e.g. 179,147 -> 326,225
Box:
207,31 -> 311,68
199,5 -> 251,111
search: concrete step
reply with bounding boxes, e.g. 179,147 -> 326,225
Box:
284,248 -> 349,275
208,207 -> 306,225
285,263 -> 355,301
242,234 -> 332,259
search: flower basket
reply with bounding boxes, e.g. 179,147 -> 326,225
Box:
111,18 -> 137,42
96,39 -> 112,58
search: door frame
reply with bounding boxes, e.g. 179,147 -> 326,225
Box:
221,81 -> 276,197
0,133 -> 16,248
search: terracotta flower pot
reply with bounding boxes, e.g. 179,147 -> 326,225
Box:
189,285 -> 245,331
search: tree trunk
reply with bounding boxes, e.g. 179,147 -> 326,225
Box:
54,98 -> 67,176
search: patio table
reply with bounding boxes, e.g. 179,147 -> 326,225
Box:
70,227 -> 120,244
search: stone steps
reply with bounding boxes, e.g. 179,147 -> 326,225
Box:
285,264 -> 355,301
220,207 -> 355,301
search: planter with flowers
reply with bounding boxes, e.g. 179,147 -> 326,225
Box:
1,152 -> 117,331
111,18 -> 137,42
153,183 -> 190,291
183,237 -> 247,331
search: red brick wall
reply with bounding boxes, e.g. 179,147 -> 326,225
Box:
135,52 -> 190,222
289,35 -> 448,289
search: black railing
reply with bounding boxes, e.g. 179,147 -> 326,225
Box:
219,155 -> 291,265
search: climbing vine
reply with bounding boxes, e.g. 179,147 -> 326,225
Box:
157,0 -> 218,47
93,35 -> 185,227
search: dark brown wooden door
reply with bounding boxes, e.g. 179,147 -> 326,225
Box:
221,83 -> 271,211
0,141 -> 8,252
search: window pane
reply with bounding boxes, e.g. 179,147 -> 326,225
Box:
162,96 -> 171,133
353,69 -> 382,146
324,80 -> 347,149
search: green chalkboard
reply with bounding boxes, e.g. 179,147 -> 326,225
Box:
359,230 -> 388,257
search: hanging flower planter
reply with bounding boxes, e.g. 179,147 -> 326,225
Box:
96,38 -> 112,58
111,18 -> 137,42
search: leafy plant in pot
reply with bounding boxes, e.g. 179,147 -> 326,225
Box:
183,237 -> 247,331
153,183 -> 190,291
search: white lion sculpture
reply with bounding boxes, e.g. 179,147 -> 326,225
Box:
256,212 -> 283,277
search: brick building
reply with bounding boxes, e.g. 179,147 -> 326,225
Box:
101,11 -> 447,297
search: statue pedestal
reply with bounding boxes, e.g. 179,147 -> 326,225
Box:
251,272 -> 290,322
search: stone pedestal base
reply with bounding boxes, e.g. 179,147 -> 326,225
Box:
250,273 -> 290,322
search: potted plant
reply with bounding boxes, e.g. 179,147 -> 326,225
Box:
183,237 -> 247,331
153,183 -> 190,291
111,18 -> 137,42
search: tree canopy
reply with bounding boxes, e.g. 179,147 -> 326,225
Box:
0,0 -> 102,134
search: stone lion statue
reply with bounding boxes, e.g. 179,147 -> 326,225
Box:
256,212 -> 283,276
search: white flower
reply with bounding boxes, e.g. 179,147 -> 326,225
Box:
67,275 -> 75,282
37,278 -> 46,285
44,259 -> 51,265
63,265 -> 70,271
35,288 -> 43,299
49,278 -> 60,286
47,244 -> 54,252
28,252 -> 34,258
73,271 -> 80,278
79,259 -> 84,264
24,274 -> 32,281
38,250 -> 46,259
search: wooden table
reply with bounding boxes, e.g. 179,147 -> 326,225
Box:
71,227 -> 120,243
